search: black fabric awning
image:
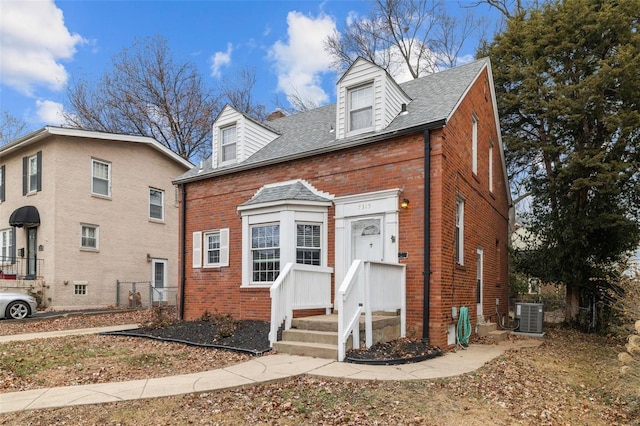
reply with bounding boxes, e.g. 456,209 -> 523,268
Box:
9,206 -> 40,228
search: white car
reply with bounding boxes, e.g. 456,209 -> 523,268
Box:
0,292 -> 38,319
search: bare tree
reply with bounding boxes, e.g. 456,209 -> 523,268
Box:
325,0 -> 483,79
64,35 -> 221,161
221,67 -> 267,121
0,112 -> 29,145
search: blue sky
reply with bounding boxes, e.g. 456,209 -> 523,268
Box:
0,0 -> 500,136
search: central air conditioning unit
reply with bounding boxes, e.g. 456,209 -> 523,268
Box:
515,302 -> 544,333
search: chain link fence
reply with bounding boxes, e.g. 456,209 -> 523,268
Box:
116,280 -> 178,308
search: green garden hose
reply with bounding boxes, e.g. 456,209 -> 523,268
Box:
456,306 -> 471,349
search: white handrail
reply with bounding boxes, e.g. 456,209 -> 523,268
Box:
337,260 -> 406,361
269,263 -> 333,347
337,259 -> 364,361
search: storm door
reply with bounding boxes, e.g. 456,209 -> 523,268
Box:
351,217 -> 383,262
26,227 -> 37,277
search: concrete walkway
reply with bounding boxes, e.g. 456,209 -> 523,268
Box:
0,328 -> 542,414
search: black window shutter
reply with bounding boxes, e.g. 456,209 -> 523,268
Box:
0,164 -> 5,202
36,151 -> 42,192
22,156 -> 27,195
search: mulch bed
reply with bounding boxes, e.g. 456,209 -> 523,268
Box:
105,319 -> 442,364
103,319 -> 272,355
345,338 -> 442,365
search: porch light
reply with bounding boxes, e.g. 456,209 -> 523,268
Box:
400,198 -> 410,209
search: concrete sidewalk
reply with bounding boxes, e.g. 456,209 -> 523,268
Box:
0,328 -> 541,414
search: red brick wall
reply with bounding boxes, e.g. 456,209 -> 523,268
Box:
429,68 -> 510,345
180,67 -> 510,347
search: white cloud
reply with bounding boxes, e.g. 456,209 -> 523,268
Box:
268,11 -> 337,107
210,43 -> 233,79
35,99 -> 65,125
0,0 -> 85,96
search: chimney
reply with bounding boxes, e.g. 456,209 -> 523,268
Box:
266,109 -> 286,121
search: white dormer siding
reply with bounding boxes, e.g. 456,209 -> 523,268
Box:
212,105 -> 279,168
335,57 -> 411,140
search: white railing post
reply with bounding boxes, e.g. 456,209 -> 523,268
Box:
270,263 -> 333,348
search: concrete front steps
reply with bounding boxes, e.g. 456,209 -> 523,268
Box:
477,321 -> 509,343
273,313 -> 401,360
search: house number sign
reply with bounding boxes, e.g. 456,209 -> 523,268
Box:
358,203 -> 371,210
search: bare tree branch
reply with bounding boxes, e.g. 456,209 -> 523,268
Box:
324,0 -> 484,79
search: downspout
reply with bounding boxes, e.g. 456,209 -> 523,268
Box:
423,129 -> 431,342
179,183 -> 186,320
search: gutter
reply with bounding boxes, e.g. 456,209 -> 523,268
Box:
423,129 -> 431,342
179,184 -> 186,320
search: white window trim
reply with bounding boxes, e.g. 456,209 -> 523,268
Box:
347,83 -> 374,135
203,229 -> 230,268
80,224 -> 99,251
149,188 -> 165,221
74,283 -> 88,295
456,198 -> 464,265
249,222 -> 281,285
472,113 -> 478,175
28,154 -> 38,193
489,141 -> 494,192
295,222 -> 322,266
91,159 -> 111,197
220,124 -> 237,165
0,228 -> 13,263
239,204 -> 330,288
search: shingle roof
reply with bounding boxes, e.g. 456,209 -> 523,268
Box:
175,58 -> 489,183
241,180 -> 332,206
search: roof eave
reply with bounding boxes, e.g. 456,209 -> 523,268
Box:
173,119 -> 447,185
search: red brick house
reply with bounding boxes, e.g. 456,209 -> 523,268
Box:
173,58 -> 511,358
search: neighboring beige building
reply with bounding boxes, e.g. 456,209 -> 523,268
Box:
0,127 -> 192,310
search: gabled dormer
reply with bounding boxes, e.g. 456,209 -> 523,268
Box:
335,57 -> 412,140
212,105 -> 280,168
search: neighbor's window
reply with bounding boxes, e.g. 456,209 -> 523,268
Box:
92,159 -> 111,196
348,84 -> 373,132
455,198 -> 464,265
22,152 -> 42,195
251,224 -> 280,283
74,284 -> 87,295
28,154 -> 38,192
221,125 -> 237,163
149,188 -> 164,220
81,225 -> 99,249
0,228 -> 13,262
296,223 -> 321,266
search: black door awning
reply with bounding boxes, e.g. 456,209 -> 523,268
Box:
9,206 -> 40,228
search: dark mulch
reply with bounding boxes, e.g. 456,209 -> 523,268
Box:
345,338 -> 442,365
105,319 -> 272,354
107,318 -> 440,363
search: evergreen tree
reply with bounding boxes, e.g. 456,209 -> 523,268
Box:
484,0 -> 640,326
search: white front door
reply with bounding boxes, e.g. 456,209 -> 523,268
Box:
351,217 -> 383,262
152,259 -> 168,302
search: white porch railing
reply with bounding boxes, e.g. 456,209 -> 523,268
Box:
337,259 -> 365,362
337,260 -> 406,361
269,263 -> 333,347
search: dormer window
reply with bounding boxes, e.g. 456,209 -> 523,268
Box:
349,84 -> 373,132
221,125 -> 237,163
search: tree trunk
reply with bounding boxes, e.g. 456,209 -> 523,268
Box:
565,285 -> 580,322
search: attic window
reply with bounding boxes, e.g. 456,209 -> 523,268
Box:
348,83 -> 373,132
220,125 -> 237,163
